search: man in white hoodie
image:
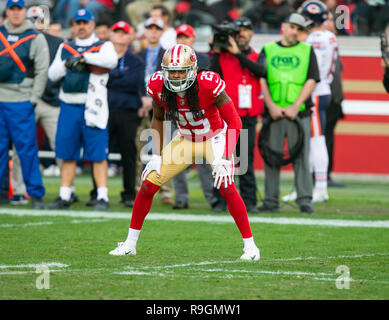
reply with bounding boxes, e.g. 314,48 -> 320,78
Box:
48,9 -> 117,211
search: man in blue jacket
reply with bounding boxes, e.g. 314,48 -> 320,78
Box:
108,21 -> 144,207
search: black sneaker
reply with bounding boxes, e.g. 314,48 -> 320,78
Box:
173,201 -> 189,209
31,197 -> 46,209
256,204 -> 280,213
10,195 -> 29,205
70,192 -> 80,204
327,178 -> 346,188
246,205 -> 258,213
86,197 -> 97,207
212,202 -> 226,213
93,199 -> 109,211
123,199 -> 134,208
300,204 -> 314,214
48,197 -> 71,210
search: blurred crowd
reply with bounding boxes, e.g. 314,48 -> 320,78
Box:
1,0 -> 387,36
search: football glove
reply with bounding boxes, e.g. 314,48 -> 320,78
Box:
141,154 -> 162,181
65,56 -> 87,72
212,158 -> 234,189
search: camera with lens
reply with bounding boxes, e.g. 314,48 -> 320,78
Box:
211,21 -> 240,50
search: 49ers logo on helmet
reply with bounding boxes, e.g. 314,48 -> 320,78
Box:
190,51 -> 197,62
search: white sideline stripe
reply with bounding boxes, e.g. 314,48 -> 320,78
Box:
0,270 -> 66,276
70,219 -> 110,224
270,252 -> 389,261
191,268 -> 335,276
0,221 -> 53,228
1,208 -> 389,229
0,262 -> 69,269
125,253 -> 389,271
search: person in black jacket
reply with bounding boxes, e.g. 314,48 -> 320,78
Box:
108,21 -> 145,207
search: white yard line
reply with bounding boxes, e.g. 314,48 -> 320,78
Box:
0,262 -> 69,269
270,252 -> 389,262
1,208 -> 389,228
0,221 -> 53,228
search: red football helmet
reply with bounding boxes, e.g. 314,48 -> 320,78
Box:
161,44 -> 198,92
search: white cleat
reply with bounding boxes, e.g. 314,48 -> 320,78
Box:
240,246 -> 260,261
282,191 -> 297,202
312,190 -> 329,202
109,241 -> 136,256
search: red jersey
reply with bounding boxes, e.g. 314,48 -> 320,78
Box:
147,70 -> 226,141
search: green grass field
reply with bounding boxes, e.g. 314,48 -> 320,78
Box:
1,172 -> 389,300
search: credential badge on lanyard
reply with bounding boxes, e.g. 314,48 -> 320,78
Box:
238,84 -> 252,109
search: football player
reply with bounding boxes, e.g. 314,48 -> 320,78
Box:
283,1 -> 337,203
109,44 -> 260,261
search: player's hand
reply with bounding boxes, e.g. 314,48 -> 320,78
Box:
141,154 -> 162,181
212,158 -> 234,189
269,106 -> 285,120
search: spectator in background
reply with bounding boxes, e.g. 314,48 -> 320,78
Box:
261,0 -> 292,31
10,5 -> 65,205
67,17 -> 77,41
0,0 -> 49,209
149,4 -> 176,50
95,19 -> 111,41
47,9 -> 117,211
257,13 -> 319,214
125,0 -> 176,28
300,0 -> 337,201
136,16 -> 174,205
210,17 -> 264,213
175,24 -> 208,68
351,0 -> 375,35
324,11 -> 347,187
53,0 -> 114,28
208,0 -> 241,23
48,21 -> 63,37
171,23 -> 220,210
107,21 -> 144,207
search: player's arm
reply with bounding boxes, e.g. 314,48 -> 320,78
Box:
151,99 -> 165,155
215,90 -> 242,159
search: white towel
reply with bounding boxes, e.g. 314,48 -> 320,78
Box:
84,73 -> 109,129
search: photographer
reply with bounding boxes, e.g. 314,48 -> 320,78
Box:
209,17 -> 265,213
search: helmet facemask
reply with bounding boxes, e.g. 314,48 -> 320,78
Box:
161,44 -> 198,93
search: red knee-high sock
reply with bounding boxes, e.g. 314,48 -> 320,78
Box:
219,182 -> 253,239
129,180 -> 160,230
